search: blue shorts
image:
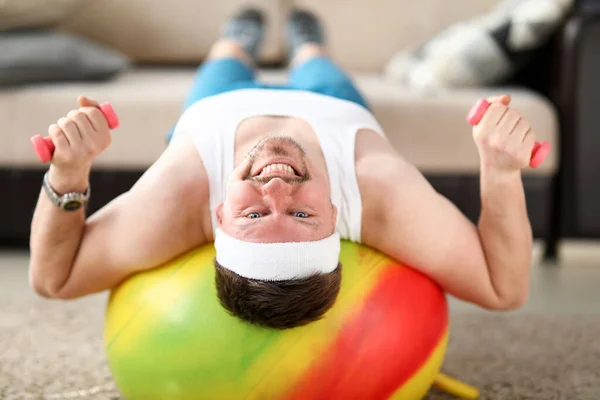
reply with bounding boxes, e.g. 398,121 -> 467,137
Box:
168,57 -> 369,141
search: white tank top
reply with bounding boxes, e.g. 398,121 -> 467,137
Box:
171,89 -> 386,243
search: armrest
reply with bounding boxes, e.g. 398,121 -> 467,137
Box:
551,10 -> 600,237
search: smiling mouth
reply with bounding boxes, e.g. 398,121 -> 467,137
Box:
253,162 -> 301,178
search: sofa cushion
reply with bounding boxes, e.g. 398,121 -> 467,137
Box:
0,0 -> 88,31
291,0 -> 501,72
57,0 -> 285,64
0,68 -> 558,176
358,76 -> 558,175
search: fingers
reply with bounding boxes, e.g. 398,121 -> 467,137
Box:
477,102 -> 508,129
67,109 -> 98,153
497,108 -> 521,136
521,128 -> 537,155
48,123 -> 69,148
511,118 -> 531,142
57,116 -> 82,146
67,109 -> 94,137
80,106 -> 108,132
50,107 -> 101,151
44,97 -> 110,167
76,96 -> 108,132
487,94 -> 511,105
473,95 -> 543,170
518,129 -> 537,164
505,119 -> 536,162
505,117 -> 531,152
78,95 -> 100,108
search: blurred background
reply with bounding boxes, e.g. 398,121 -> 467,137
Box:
1,0 -> 599,399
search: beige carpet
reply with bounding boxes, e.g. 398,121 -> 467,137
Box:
1,294 -> 599,400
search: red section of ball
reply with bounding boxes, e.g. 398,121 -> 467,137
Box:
284,265 -> 448,400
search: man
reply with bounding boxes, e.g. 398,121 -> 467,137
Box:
29,9 -> 536,329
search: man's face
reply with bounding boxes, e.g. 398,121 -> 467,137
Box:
217,135 -> 337,243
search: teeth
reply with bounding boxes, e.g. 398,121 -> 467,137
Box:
259,163 -> 296,176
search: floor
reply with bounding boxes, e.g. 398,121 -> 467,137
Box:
1,240 -> 599,315
451,240 -> 600,316
1,240 -> 598,399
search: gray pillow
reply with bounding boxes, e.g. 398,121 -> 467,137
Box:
0,30 -> 130,87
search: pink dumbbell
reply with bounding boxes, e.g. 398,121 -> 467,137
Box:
30,102 -> 120,163
466,98 -> 550,168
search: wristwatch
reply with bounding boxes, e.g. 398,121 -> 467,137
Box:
42,171 -> 90,211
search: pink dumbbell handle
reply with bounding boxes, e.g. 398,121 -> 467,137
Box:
466,98 -> 550,169
31,102 -> 119,163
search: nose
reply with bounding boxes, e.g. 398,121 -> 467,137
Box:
261,178 -> 293,210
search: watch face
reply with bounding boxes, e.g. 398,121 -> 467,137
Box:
63,200 -> 83,211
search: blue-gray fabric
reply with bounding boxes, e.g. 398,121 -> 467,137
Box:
0,30 -> 130,87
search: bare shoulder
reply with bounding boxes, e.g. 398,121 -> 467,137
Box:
134,133 -> 209,193
354,128 -> 412,201
354,128 -> 432,244
126,133 -> 213,244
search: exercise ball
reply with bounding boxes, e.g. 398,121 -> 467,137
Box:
104,241 -> 449,400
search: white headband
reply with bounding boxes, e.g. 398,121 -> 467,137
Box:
214,228 -> 341,281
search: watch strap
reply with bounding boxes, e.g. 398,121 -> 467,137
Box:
43,171 -> 90,210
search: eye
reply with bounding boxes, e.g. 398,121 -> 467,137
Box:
293,211 -> 309,218
246,212 -> 262,219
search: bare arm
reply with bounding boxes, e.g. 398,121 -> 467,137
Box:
29,165 -> 89,298
29,133 -> 210,299
362,95 -> 535,310
478,167 -> 532,307
363,155 -> 531,310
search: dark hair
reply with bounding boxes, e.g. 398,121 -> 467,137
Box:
214,261 -> 342,329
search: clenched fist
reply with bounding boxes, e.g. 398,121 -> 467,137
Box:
472,95 -> 537,172
49,96 -> 112,173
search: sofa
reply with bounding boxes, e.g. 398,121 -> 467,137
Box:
1,0 -> 598,259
